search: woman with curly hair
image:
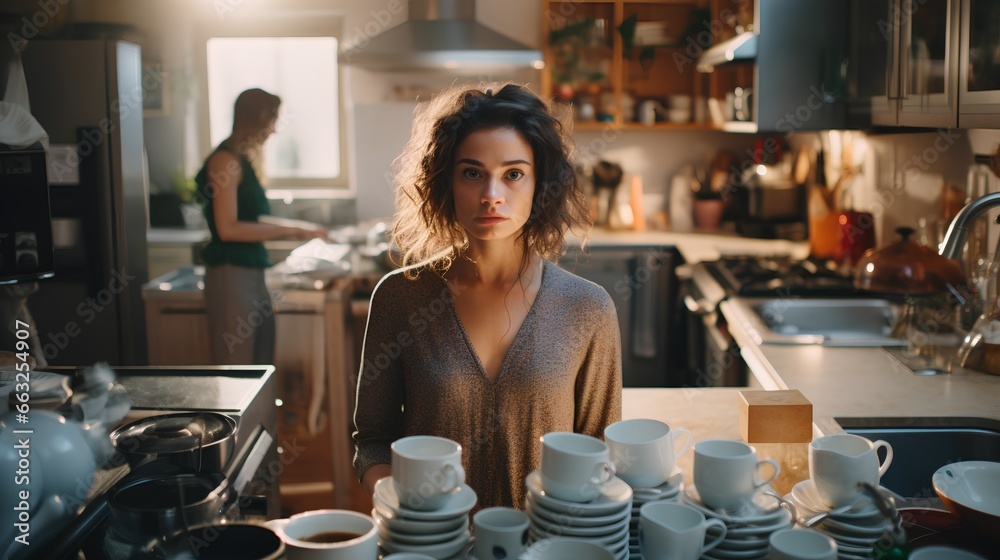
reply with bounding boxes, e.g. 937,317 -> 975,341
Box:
352,83 -> 622,511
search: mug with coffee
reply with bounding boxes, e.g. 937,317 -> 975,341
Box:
266,509 -> 378,560
540,432 -> 616,503
605,419 -> 692,489
392,436 -> 465,511
809,434 -> 893,508
693,439 -> 779,512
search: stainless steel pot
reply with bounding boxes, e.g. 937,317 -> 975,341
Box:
151,523 -> 286,560
110,412 -> 236,473
107,472 -> 237,547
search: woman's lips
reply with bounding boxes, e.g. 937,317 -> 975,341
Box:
475,216 -> 508,225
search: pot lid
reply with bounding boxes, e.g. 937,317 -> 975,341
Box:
111,412 -> 236,455
854,226 -> 967,295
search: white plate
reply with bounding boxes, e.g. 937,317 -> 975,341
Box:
682,485 -> 794,526
706,547 -> 768,560
372,508 -> 468,535
376,515 -> 468,545
526,470 -> 633,517
528,494 -> 631,528
714,535 -> 769,551
380,529 -> 470,559
724,512 -> 792,538
374,478 -> 477,522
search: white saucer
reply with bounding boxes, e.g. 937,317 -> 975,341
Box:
724,512 -> 792,538
714,534 -> 769,551
373,477 -> 477,522
817,516 -> 887,538
706,547 -> 768,560
376,514 -> 468,545
682,484 -> 794,525
380,528 -> 471,559
629,470 -> 684,497
530,518 -> 629,546
525,470 -> 632,517
527,493 -> 630,528
527,506 -> 628,539
789,479 -> 883,521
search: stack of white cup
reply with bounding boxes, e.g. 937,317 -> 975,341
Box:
371,436 -> 477,559
523,432 -> 632,560
783,433 -> 897,557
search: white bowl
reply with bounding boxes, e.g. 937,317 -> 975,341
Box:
667,109 -> 691,124
521,537 -> 615,560
932,461 -> 1000,536
909,546 -> 987,560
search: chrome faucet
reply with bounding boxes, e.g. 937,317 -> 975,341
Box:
939,191 -> 1000,260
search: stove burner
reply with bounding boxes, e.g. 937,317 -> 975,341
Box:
706,255 -> 858,297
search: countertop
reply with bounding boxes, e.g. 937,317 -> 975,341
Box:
719,298 -> 1000,436
575,227 -> 810,263
147,227 -> 210,245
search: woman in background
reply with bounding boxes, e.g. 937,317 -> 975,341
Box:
353,83 -> 622,511
195,88 -> 328,365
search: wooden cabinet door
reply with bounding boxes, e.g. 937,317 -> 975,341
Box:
145,301 -> 211,365
897,0 -> 960,127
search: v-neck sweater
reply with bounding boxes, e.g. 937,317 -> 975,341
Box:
353,260 -> 623,511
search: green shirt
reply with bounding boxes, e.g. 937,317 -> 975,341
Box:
195,144 -> 271,268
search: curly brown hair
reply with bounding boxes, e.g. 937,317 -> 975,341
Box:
391,83 -> 591,277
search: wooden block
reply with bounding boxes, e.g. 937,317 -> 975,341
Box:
739,390 -> 813,443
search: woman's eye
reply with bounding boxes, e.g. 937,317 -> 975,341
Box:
506,170 -> 524,180
462,168 -> 482,179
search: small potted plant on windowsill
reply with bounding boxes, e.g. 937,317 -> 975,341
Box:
172,170 -> 205,229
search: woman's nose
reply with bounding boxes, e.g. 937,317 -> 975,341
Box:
481,178 -> 505,206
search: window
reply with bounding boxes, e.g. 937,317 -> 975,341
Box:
206,36 -> 341,186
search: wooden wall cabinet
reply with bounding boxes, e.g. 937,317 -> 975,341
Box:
540,0 -> 751,130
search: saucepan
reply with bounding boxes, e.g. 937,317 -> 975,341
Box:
110,412 -> 237,474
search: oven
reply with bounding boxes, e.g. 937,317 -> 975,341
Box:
679,265 -> 749,387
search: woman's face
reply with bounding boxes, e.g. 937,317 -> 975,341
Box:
451,127 -> 536,243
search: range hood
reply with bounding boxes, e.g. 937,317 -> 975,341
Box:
695,31 -> 757,72
341,0 -> 544,71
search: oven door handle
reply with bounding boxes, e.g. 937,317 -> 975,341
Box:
684,293 -> 715,316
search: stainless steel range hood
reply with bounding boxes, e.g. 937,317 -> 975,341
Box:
341,0 -> 544,71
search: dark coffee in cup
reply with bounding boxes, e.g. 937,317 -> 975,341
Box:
301,531 -> 360,544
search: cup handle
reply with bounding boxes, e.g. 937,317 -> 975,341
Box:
873,440 -> 893,478
590,461 -> 616,485
672,428 -> 694,460
752,459 -> 781,489
439,462 -> 465,494
701,518 -> 728,553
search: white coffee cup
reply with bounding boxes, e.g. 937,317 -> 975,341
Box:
768,528 -> 838,560
809,434 -> 893,508
639,502 -> 727,560
520,537 -> 615,560
693,439 -> 779,512
473,507 -> 530,560
540,432 -> 616,503
392,435 -> 465,511
605,419 -> 693,488
267,509 -> 378,560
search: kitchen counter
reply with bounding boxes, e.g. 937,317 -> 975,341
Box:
573,227 -> 810,263
719,298 -> 1000,436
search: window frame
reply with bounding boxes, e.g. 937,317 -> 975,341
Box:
195,9 -> 349,190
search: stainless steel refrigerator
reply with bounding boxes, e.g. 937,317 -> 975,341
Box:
21,39 -> 149,365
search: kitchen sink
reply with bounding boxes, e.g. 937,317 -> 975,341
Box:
837,417 -> 1000,498
727,297 -> 906,346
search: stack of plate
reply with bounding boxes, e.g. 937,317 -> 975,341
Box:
680,484 -> 795,560
524,470 -> 632,560
785,479 -> 894,560
372,477 -> 477,560
627,470 -> 684,560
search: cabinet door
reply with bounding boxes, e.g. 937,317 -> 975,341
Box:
852,0 -> 898,126
145,301 -> 212,365
897,0 -> 960,127
958,0 -> 1000,128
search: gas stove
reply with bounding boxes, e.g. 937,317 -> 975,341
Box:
702,255 -> 860,298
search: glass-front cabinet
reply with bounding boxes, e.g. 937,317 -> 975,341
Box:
959,0 -> 1000,128
858,0 -> 960,128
